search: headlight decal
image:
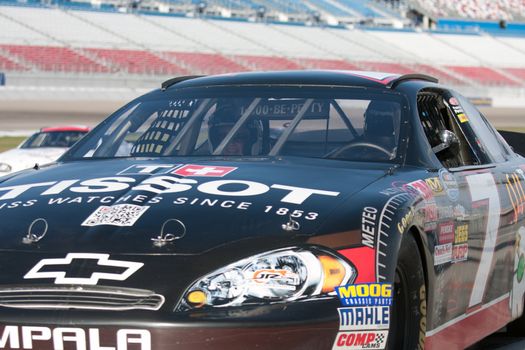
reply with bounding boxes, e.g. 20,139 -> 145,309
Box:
337,247 -> 376,284
177,247 -> 355,311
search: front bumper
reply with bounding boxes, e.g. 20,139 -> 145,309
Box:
0,301 -> 340,350
0,322 -> 337,350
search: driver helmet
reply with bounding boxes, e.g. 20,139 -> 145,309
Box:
364,100 -> 400,149
208,99 -> 262,155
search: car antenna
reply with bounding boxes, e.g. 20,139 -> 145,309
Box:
33,163 -> 40,170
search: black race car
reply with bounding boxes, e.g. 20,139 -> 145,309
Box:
0,70 -> 523,350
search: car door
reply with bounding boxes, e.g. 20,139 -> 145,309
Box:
416,88 -> 523,333
450,92 -> 525,321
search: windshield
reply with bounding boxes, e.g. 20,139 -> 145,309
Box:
20,131 -> 87,149
65,86 -> 406,163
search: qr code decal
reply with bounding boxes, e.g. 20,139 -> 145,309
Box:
82,204 -> 150,227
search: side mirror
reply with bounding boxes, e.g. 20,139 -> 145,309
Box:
432,130 -> 459,154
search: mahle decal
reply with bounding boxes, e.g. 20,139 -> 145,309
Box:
338,306 -> 390,331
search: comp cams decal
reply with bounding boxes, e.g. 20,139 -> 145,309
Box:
0,326 -> 150,350
332,330 -> 388,350
24,253 -> 143,285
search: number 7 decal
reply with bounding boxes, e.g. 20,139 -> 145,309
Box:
466,173 -> 501,308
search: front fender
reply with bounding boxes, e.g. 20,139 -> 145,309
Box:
308,171 -> 433,287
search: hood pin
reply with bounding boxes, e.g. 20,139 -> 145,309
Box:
282,216 -> 300,232
22,218 -> 49,244
151,219 -> 186,247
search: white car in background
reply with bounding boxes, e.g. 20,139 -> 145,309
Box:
0,126 -> 90,175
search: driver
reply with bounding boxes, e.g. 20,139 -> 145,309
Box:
208,101 -> 261,156
362,100 -> 400,153
331,100 -> 399,161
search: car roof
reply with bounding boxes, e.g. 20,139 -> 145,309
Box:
162,70 -> 438,91
40,126 -> 90,133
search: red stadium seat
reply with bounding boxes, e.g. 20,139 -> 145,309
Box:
0,53 -> 27,71
0,43 -> 523,90
234,55 -> 302,71
163,52 -> 248,74
297,58 -> 360,70
0,45 -> 108,73
83,48 -> 188,75
447,66 -> 520,86
411,64 -> 467,85
356,61 -> 415,74
503,68 -> 525,82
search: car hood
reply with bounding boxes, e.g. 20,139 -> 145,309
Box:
0,158 -> 389,254
0,147 -> 66,173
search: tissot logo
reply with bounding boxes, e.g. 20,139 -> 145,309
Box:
24,253 -> 143,285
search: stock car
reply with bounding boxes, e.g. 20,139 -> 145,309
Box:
0,70 -> 523,350
0,126 -> 90,175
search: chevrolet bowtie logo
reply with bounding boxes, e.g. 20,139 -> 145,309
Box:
24,253 -> 144,285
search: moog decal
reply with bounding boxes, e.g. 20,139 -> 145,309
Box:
335,283 -> 393,307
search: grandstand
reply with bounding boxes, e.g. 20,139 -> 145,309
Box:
0,0 -> 524,102
410,0 -> 525,22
